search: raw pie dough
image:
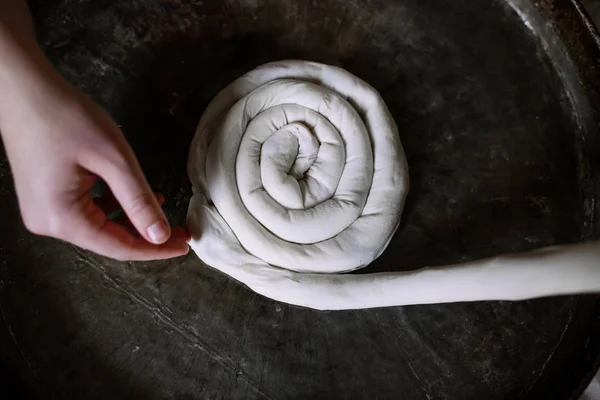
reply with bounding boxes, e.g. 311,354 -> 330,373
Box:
187,60 -> 600,310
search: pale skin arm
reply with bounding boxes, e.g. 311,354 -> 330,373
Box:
0,0 -> 190,260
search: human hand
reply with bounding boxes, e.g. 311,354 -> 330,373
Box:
0,63 -> 190,261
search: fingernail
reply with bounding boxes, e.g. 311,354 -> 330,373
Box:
147,220 -> 170,244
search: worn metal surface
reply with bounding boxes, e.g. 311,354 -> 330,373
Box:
1,0 -> 600,398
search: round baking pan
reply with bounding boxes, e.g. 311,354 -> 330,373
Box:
1,0 -> 599,398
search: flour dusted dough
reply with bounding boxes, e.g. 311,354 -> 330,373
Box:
187,60 -> 600,310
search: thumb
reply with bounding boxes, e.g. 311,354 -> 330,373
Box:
87,154 -> 171,245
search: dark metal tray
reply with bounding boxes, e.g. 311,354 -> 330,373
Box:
1,0 -> 599,398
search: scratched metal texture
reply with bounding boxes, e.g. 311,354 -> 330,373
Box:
1,0 -> 600,399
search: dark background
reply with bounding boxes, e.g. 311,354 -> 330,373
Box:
1,0 -> 600,399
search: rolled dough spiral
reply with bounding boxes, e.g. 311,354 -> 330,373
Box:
187,60 -> 600,310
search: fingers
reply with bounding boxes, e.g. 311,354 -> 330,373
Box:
66,194 -> 190,261
82,151 -> 172,245
78,220 -> 190,261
